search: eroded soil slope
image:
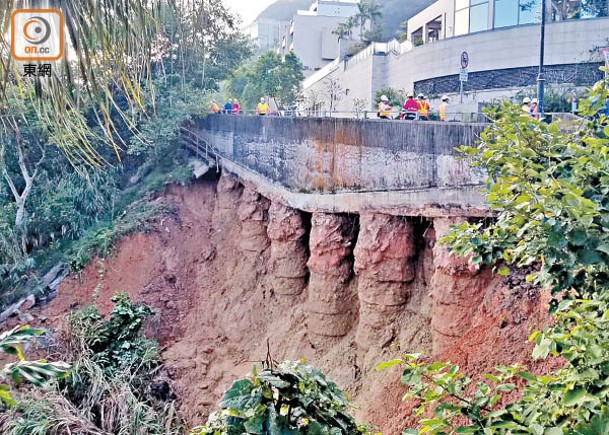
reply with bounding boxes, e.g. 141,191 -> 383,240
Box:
38,174 -> 554,433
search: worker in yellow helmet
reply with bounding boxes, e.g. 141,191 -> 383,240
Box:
377,94 -> 392,119
257,97 -> 269,116
417,93 -> 429,120
209,100 -> 220,114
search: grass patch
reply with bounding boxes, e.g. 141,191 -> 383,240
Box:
0,295 -> 184,434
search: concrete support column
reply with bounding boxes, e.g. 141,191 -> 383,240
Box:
266,202 -> 308,296
306,213 -> 357,338
429,218 -> 493,355
237,185 -> 271,254
354,214 -> 416,351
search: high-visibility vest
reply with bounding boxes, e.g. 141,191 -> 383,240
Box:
257,103 -> 268,115
378,102 -> 391,117
531,104 -> 539,119
417,100 -> 429,117
439,102 -> 448,121
210,103 -> 220,113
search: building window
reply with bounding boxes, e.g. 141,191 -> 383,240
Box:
455,2 -> 470,35
493,0 -> 541,27
519,0 -> 541,24
455,0 -> 489,35
494,0 -> 519,27
551,0 -> 608,19
470,0 -> 489,32
581,0 -> 608,18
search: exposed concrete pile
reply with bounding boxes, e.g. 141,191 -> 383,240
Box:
266,202 -> 309,296
354,213 -> 416,351
306,213 -> 357,338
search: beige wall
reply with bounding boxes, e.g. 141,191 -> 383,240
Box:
302,17 -> 609,114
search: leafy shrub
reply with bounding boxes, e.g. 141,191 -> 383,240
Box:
67,293 -> 158,376
191,360 -> 373,434
2,295 -> 181,435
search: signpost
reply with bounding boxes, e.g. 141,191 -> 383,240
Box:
460,51 -> 469,103
459,69 -> 469,82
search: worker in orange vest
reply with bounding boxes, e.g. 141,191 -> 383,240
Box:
439,95 -> 449,121
209,100 -> 220,114
417,94 -> 429,120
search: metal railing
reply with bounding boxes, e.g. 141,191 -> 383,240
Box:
207,109 -> 490,123
210,109 -> 582,125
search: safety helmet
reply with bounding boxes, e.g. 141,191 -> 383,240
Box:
380,95 -> 389,101
260,97 -> 266,102
441,95 -> 449,101
531,98 -> 538,104
407,91 -> 414,98
523,97 -> 531,104
417,93 -> 425,99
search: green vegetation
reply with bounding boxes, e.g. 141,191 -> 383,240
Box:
0,0 -> 252,310
377,76 -> 609,433
333,1 -> 383,45
1,294 -> 181,434
226,51 -> 305,111
374,87 -> 407,106
191,360 -> 373,435
0,326 -> 70,407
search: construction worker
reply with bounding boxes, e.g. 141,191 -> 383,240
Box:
417,93 -> 429,120
231,99 -> 241,115
377,95 -> 392,119
257,97 -> 269,116
530,98 -> 539,119
209,100 -> 220,114
224,99 -> 233,114
521,97 -> 532,116
401,92 -> 418,120
439,95 -> 449,121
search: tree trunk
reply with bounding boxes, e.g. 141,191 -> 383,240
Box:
0,123 -> 45,257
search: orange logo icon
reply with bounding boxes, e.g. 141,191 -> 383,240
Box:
11,9 -> 64,61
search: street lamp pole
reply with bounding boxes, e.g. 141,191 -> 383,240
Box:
537,0 -> 547,118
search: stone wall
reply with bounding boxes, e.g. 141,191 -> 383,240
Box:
195,115 -> 486,195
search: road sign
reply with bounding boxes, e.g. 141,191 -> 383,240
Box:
461,51 -> 469,69
459,68 -> 468,82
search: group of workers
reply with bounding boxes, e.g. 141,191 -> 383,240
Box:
210,97 -> 271,115
210,99 -> 241,115
521,97 -> 540,119
377,92 -> 450,121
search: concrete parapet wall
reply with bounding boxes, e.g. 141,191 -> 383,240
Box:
195,115 -> 486,195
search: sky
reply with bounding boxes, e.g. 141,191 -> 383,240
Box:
223,0 -> 277,26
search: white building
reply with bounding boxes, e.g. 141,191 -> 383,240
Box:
280,0 -> 361,76
301,0 -> 609,115
243,17 -> 290,52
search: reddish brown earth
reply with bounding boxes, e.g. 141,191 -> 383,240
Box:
24,174 -> 557,434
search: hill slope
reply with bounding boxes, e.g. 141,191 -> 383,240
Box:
255,0 -> 435,41
380,0 -> 435,41
257,0 -> 314,21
